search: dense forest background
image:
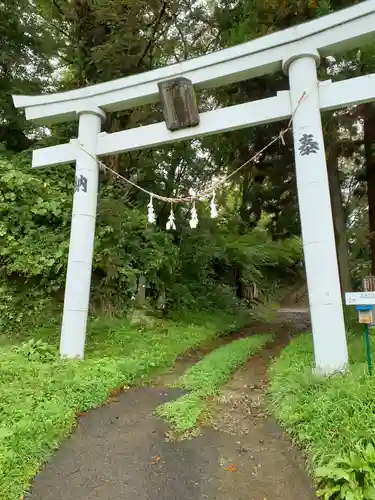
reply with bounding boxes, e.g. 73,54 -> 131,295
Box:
0,0 -> 373,332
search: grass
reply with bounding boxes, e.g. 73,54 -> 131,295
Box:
268,327 -> 375,499
156,334 -> 272,433
0,310 -> 240,500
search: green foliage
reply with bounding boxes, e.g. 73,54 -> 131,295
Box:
93,184 -> 177,307
315,443 -> 375,500
268,332 -> 375,499
156,392 -> 209,434
13,338 -> 58,362
2,0 -> 310,333
156,334 -> 271,432
0,0 -> 58,152
0,154 -> 301,332
0,311 -> 234,500
0,156 -> 72,278
2,0 -> 372,319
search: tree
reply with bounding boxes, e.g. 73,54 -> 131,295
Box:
0,0 -> 58,152
205,0 -> 361,295
1,0 -> 335,331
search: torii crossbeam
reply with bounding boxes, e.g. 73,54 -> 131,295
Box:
13,1 -> 375,374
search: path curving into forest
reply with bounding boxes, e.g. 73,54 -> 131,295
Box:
27,309 -> 316,500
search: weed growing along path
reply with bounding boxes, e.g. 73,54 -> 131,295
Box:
27,310 -> 315,500
269,321 -> 375,499
156,335 -> 272,434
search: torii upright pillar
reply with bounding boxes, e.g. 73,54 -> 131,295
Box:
60,105 -> 106,358
283,51 -> 348,373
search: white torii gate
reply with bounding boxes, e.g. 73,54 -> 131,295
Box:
13,1 -> 375,374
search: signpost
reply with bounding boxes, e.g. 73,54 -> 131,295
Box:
345,292 -> 374,376
345,292 -> 375,306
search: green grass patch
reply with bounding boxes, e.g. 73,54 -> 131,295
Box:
0,311 -> 237,500
156,334 -> 272,433
268,329 -> 375,499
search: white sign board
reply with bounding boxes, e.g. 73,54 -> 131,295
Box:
345,292 -> 375,305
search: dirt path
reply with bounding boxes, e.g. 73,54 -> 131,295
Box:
27,309 -> 316,500
210,309 -> 314,499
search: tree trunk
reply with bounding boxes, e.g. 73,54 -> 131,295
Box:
326,143 -> 352,296
364,105 -> 375,275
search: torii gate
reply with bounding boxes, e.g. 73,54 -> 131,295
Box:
13,1 -> 375,374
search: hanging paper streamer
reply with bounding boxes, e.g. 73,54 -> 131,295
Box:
166,206 -> 176,230
210,190 -> 218,219
147,195 -> 156,224
189,201 -> 198,229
